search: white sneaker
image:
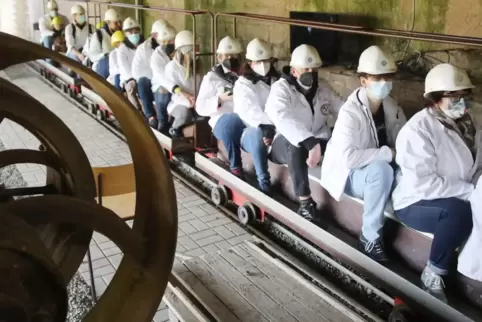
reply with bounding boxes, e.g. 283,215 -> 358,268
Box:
421,267 -> 447,303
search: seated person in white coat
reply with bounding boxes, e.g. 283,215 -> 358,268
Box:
108,31 -> 125,91
266,45 -> 344,221
132,19 -> 171,129
150,24 -> 177,132
88,8 -> 121,79
321,46 -> 406,262
196,36 -> 246,178
164,30 -> 201,138
392,63 -> 478,302
64,5 -> 93,64
233,38 -> 280,194
38,0 -> 69,51
117,17 -> 144,112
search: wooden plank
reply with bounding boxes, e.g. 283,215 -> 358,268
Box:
184,257 -> 270,322
178,270 -> 241,322
201,253 -> 299,322
242,243 -> 365,322
218,247 -> 329,322
164,284 -> 210,322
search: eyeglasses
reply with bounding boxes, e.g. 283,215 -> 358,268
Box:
443,92 -> 473,102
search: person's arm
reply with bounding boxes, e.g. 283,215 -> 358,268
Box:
233,80 -> 273,128
88,31 -> 105,62
118,47 -> 134,82
333,107 -> 393,169
39,16 -> 54,38
195,75 -> 220,117
265,82 -> 314,147
396,126 -> 474,200
131,46 -> 144,81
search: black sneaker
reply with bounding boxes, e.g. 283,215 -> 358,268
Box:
148,117 -> 158,129
297,198 -> 317,222
169,127 -> 182,138
358,234 -> 389,262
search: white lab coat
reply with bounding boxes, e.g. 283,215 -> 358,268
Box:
164,60 -> 201,114
195,67 -> 235,129
117,42 -> 136,86
321,87 -> 406,202
38,13 -> 69,42
150,46 -> 171,92
459,175 -> 482,282
64,23 -> 94,55
392,108 -> 482,210
107,48 -> 119,86
132,37 -> 157,81
265,77 -> 345,147
88,28 -> 113,72
233,76 -> 272,129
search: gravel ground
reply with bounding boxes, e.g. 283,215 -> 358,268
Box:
0,140 -> 94,321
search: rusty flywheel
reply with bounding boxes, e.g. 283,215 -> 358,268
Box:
0,32 -> 177,321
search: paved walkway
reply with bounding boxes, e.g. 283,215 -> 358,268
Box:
0,68 -> 253,321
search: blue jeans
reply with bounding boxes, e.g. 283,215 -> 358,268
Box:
396,198 -> 473,275
154,91 -> 172,126
95,55 -> 109,79
67,51 -> 81,63
213,113 -> 246,171
43,36 -> 54,64
138,77 -> 155,119
114,74 -> 121,91
344,160 -> 394,242
241,127 -> 270,189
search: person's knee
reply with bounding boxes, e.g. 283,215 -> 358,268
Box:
222,113 -> 245,137
138,77 -> 150,89
365,160 -> 394,186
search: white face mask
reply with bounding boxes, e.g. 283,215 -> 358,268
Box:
440,97 -> 467,119
367,80 -> 392,101
251,62 -> 270,76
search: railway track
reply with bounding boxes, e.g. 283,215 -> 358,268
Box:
13,62 -> 400,321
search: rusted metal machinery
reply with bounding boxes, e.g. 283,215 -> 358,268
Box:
0,31 -> 177,321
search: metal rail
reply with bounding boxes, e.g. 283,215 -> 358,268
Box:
214,12 -> 482,48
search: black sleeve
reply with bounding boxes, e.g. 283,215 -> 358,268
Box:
300,136 -> 319,151
259,124 -> 276,140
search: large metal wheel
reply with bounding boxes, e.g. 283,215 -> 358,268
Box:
0,32 -> 177,322
237,202 -> 257,226
388,305 -> 417,322
211,185 -> 229,206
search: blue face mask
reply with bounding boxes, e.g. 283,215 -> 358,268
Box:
127,33 -> 141,45
49,11 -> 58,18
367,81 -> 392,101
77,15 -> 86,24
442,98 -> 467,119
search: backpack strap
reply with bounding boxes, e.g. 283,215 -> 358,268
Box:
96,29 -> 103,50
88,24 -> 93,34
71,23 -> 76,39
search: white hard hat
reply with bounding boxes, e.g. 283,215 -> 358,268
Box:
290,44 -> 322,69
156,24 -> 176,42
245,38 -> 272,61
357,45 -> 397,75
123,17 -> 140,31
217,36 -> 243,55
175,30 -> 194,49
71,4 -> 85,16
47,0 -> 58,10
424,63 -> 475,98
151,19 -> 168,34
104,8 -> 119,22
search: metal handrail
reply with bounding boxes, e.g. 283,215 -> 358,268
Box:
214,12 -> 482,48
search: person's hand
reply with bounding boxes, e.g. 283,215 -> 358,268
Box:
218,92 -> 233,105
263,138 -> 272,146
180,91 -> 195,107
306,143 -> 322,168
78,53 -> 86,62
